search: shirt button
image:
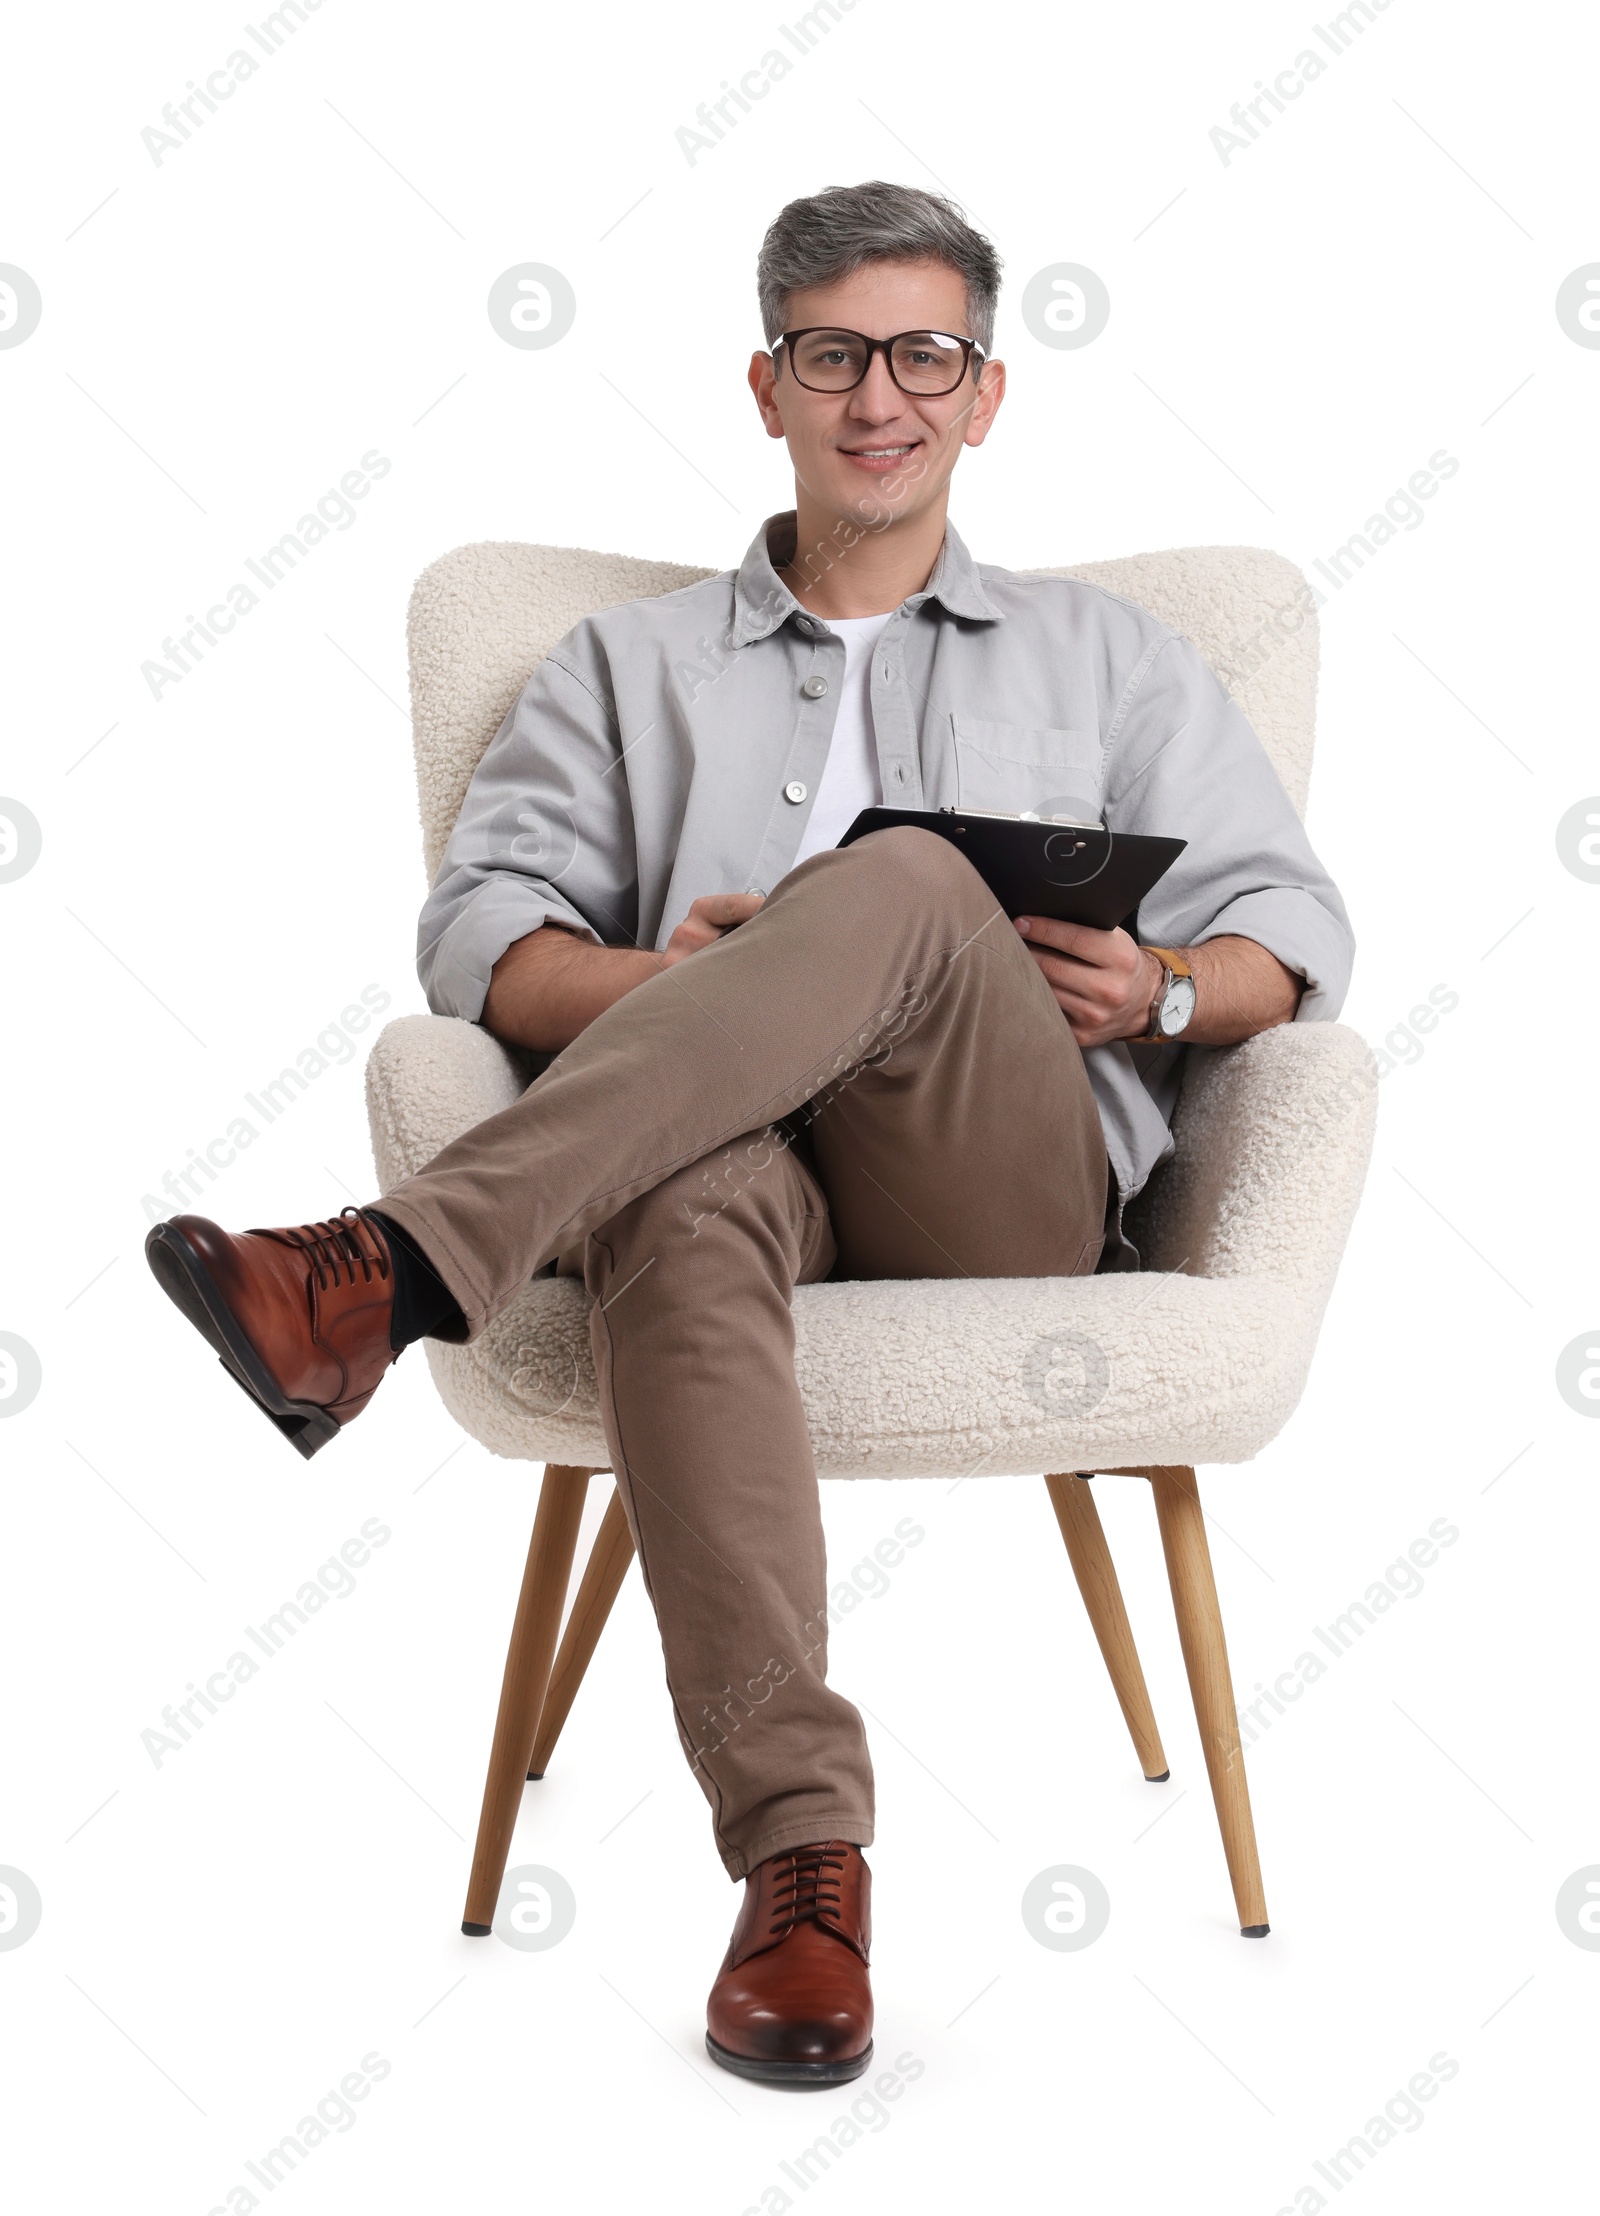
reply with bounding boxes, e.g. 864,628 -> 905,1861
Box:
801,674 -> 828,699
784,781 -> 808,804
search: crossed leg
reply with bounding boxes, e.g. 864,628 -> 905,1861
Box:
376,828 -> 1110,1871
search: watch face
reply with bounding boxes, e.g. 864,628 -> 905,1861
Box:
1159,975 -> 1198,1037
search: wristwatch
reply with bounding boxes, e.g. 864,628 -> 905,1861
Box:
1139,946 -> 1196,1042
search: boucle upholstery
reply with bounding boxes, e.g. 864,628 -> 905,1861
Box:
409,546 -> 712,883
371,540 -> 1373,1478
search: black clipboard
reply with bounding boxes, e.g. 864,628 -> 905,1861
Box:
837,807 -> 1185,934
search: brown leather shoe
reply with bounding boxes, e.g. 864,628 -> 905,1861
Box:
705,1841 -> 873,2086
145,1207 -> 398,1459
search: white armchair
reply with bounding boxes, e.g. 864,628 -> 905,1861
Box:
365,541 -> 1376,1940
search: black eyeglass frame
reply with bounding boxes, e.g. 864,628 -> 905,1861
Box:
774,326 -> 988,395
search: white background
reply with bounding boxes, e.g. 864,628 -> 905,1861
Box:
2,0 -> 1595,2208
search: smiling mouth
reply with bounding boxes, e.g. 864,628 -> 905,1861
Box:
838,441 -> 923,470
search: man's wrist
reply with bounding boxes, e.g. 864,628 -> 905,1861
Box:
485,928 -> 656,1051
1133,946 -> 1168,1040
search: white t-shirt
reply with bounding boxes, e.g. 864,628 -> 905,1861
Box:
791,612 -> 895,864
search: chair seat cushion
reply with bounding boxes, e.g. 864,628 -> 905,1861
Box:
419,1262 -> 1303,1479
366,1011 -> 1374,1478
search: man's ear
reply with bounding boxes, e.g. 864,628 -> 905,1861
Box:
962,357 -> 1006,449
748,351 -> 787,439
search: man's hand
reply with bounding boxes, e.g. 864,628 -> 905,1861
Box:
1014,916 -> 1304,1049
1014,917 -> 1160,1047
661,892 -> 765,966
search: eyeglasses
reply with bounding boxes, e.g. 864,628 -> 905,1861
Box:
776,327 -> 987,396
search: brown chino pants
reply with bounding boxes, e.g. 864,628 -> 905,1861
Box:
374,827 -> 1110,1877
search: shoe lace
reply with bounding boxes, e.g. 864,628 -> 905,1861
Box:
767,1844 -> 847,1939
274,1206 -> 392,1293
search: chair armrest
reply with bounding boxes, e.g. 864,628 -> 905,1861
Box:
364,1013 -> 531,1189
1128,1022 -> 1377,1297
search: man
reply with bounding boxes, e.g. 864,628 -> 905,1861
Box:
147,181 -> 1353,2087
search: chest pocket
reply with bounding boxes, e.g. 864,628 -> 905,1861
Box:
952,716 -> 1105,821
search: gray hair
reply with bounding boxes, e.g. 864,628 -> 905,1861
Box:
756,180 -> 1003,355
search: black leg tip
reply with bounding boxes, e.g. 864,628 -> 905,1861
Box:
461,1920 -> 493,1937
1241,1923 -> 1270,1938
1145,1770 -> 1171,1783
526,1769 -> 544,1781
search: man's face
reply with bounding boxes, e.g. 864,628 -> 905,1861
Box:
748,259 -> 1005,535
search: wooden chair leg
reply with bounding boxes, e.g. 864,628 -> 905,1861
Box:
1044,1473 -> 1169,1782
1146,1465 -> 1270,1936
461,1465 -> 592,1936
527,1484 -> 635,1779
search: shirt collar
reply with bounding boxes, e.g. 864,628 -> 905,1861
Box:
729,509 -> 1004,646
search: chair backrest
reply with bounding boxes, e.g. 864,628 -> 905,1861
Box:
406,542 -> 1319,879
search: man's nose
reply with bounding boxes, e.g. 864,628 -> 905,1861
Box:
847,351 -> 906,417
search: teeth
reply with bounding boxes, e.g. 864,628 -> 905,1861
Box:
853,446 -> 912,456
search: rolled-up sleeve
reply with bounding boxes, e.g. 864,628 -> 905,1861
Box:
1104,635 -> 1354,1021
417,640 -> 640,1022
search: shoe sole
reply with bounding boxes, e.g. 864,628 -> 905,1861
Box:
144,1222 -> 342,1462
705,2034 -> 873,2087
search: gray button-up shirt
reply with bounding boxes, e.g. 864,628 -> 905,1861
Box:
419,512 -> 1354,1210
